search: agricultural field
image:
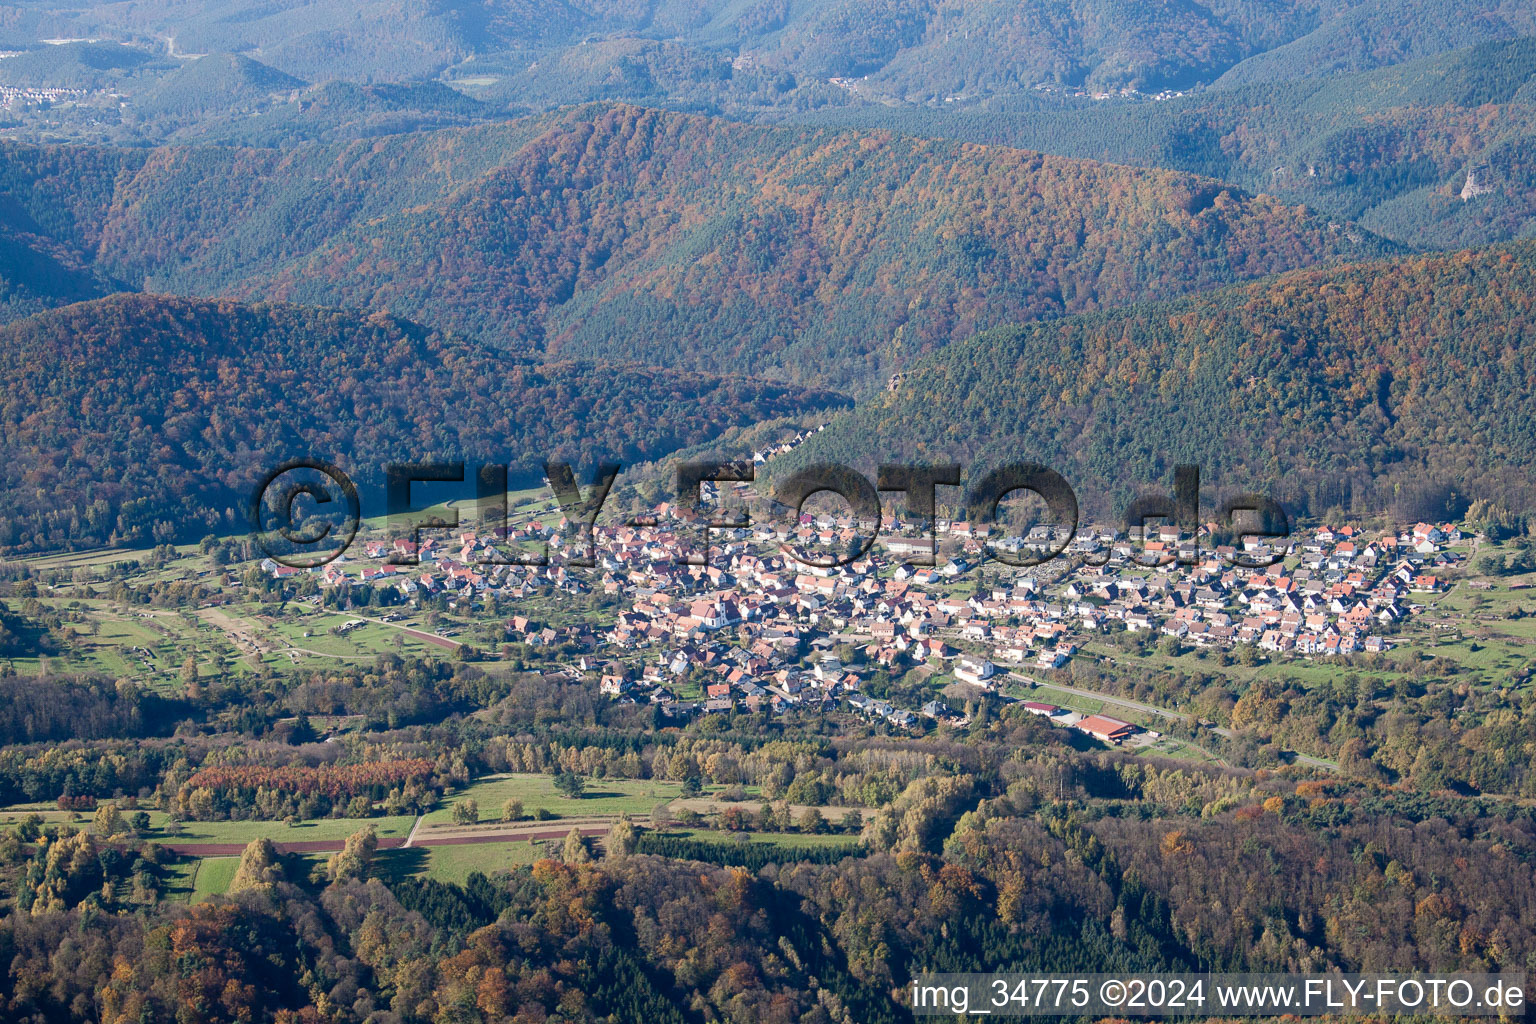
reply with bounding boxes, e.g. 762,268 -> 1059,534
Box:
3,594 -> 469,688
0,807 -> 80,829
145,814 -> 417,846
5,600 -> 244,687
423,773 -> 686,825
0,807 -> 416,846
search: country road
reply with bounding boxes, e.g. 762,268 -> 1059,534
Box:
1010,671 -> 1186,722
159,820 -> 613,857
1010,673 -> 1337,771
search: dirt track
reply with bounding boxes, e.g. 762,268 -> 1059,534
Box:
410,825 -> 608,847
159,824 -> 611,857
160,836 -> 410,856
195,606 -> 271,665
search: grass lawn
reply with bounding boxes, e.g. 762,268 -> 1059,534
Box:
190,857 -> 239,903
673,679 -> 706,701
1419,638 -> 1532,680
146,813 -> 417,845
260,613 -> 443,660
1143,739 -> 1221,764
1248,657 -> 1401,686
0,807 -> 80,827
1016,682 -> 1183,732
423,774 -> 685,825
1486,615 -> 1536,640
161,858 -> 199,903
1018,682 -> 1111,716
1087,638 -> 1442,691
375,840 -> 544,885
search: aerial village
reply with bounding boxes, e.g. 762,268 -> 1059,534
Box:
262,436 -> 1466,750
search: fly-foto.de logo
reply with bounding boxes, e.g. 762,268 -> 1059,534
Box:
249,459 -> 1289,571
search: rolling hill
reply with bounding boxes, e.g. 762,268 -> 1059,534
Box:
0,294 -> 847,553
1213,0 -> 1536,86
17,0 -> 1535,97
793,37 -> 1536,250
0,104 -> 1394,390
134,53 -> 306,120
0,40 -> 162,89
778,241 -> 1536,525
135,77 -> 496,146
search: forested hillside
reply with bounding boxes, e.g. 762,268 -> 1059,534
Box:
796,37 -> 1536,249
0,294 -> 845,552
0,218 -> 118,320
133,53 -> 306,121
767,0 -> 1536,97
0,39 -> 162,89
0,670 -> 1534,1023
0,104 -> 1393,390
1213,0 -> 1536,86
128,61 -> 499,146
783,241 -> 1536,523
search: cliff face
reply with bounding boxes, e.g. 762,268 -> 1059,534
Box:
1461,168 -> 1496,200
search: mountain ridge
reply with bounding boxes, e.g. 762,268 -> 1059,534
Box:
787,36 -> 1536,250
0,103 -> 1399,392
